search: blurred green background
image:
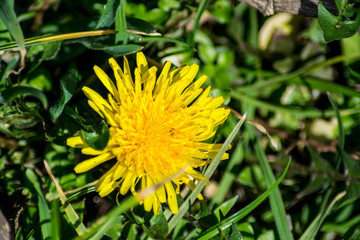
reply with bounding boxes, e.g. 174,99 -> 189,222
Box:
1,0 -> 360,239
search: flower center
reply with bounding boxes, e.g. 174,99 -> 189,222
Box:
113,96 -> 191,178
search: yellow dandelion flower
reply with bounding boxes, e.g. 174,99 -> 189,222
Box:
67,52 -> 230,215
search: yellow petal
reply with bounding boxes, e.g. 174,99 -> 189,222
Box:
152,196 -> 161,215
134,68 -> 142,95
93,65 -> 120,102
165,182 -> 178,214
83,87 -> 113,113
154,61 -> 171,96
120,171 -> 135,195
74,152 -> 115,173
136,51 -> 148,75
109,57 -> 134,98
67,136 -> 86,148
156,184 -> 167,203
143,67 -> 157,97
185,168 -> 206,180
143,176 -> 155,212
81,147 -> 106,155
123,55 -> 134,88
185,180 -> 203,200
88,100 -> 104,118
96,170 -> 112,192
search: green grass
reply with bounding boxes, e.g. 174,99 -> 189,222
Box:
1,1 -> 360,239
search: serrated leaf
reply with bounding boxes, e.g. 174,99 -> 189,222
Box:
115,0 -> 128,44
127,17 -> 157,35
318,3 -> 360,41
227,223 -> 243,240
120,223 -> 137,240
336,152 -> 360,207
0,86 -> 48,109
95,0 -> 120,29
50,64 -> 80,121
143,211 -> 168,239
102,44 -> 142,56
296,147 -> 336,199
81,121 -> 110,150
41,41 -> 61,61
336,0 -> 347,10
77,39 -> 143,56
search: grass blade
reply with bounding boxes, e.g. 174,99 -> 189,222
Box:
43,160 -> 87,236
292,77 -> 360,98
237,52 -> 360,92
25,169 -> 51,239
187,0 -> 210,47
167,114 -> 247,234
327,92 -> 344,170
230,90 -> 360,118
255,139 -> 293,240
209,141 -> 244,208
75,196 -> 138,240
197,159 -> 292,240
299,191 -> 346,240
0,0 -> 26,74
0,29 -> 157,51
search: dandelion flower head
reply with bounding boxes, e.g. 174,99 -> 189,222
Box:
67,52 -> 231,214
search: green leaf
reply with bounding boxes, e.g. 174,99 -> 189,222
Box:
81,121 -> 110,150
0,86 -> 48,109
297,148 -> 335,199
115,0 -> 128,44
122,223 -> 138,240
337,153 -> 360,206
318,3 -> 360,41
0,0 -> 25,50
95,0 -> 121,29
101,44 -> 142,56
74,196 -> 138,240
327,92 -> 344,170
50,64 -> 80,121
41,41 -> 61,61
167,115 -> 247,234
44,161 -> 87,236
143,211 -> 169,239
227,224 -> 243,240
0,55 -> 18,84
0,0 -> 26,74
254,140 -> 293,240
291,77 -> 360,98
299,191 -> 346,240
210,142 -> 244,208
188,0 -> 210,47
196,159 -> 292,239
213,196 -> 238,222
77,39 -> 143,56
25,169 -> 51,239
127,17 -> 157,34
